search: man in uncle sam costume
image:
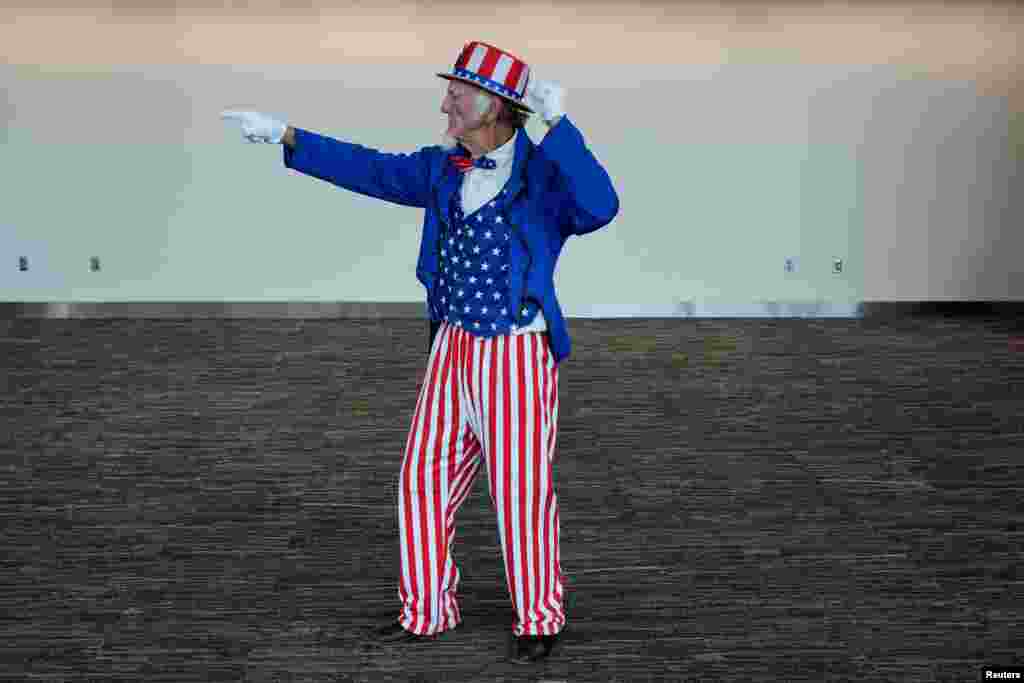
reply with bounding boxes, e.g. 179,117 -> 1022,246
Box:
221,40 -> 619,664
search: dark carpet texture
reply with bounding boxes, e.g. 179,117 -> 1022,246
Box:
2,317 -> 1021,682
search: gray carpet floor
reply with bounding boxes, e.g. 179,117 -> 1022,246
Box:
1,317 -> 1021,682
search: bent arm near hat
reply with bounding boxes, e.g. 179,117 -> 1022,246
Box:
540,115 -> 619,237
282,128 -> 433,209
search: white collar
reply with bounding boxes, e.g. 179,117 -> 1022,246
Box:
481,129 -> 516,169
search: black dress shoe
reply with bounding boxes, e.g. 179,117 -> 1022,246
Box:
373,621 -> 441,643
511,632 -> 560,663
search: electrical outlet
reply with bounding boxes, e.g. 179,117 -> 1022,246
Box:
833,258 -> 843,274
785,257 -> 797,273
18,256 -> 28,271
90,257 -> 101,272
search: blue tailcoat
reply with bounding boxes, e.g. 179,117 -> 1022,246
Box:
283,116 -> 619,365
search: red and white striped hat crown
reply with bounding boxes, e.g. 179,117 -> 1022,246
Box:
437,41 -> 534,114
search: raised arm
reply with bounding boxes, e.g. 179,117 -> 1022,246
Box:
221,111 -> 434,209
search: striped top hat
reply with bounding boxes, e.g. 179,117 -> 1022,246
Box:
437,41 -> 534,114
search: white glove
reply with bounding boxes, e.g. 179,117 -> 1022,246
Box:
524,79 -> 566,124
220,110 -> 288,144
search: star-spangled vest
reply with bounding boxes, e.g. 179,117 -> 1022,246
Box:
431,177 -> 542,337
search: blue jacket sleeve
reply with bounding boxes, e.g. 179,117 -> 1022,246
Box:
283,128 -> 435,209
539,116 -> 620,236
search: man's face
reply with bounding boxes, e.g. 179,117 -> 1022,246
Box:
440,80 -> 491,147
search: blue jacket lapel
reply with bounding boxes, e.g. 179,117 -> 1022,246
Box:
436,131 -> 533,226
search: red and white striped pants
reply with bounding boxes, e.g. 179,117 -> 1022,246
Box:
396,321 -> 565,637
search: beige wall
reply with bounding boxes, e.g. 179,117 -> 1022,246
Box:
3,2 -> 1020,98
3,2 -> 1021,303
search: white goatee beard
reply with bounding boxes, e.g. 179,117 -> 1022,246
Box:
440,131 -> 459,152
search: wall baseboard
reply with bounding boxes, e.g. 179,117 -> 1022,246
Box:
1,301 -> 1022,319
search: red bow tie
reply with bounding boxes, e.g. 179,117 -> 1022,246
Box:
450,155 -> 497,173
